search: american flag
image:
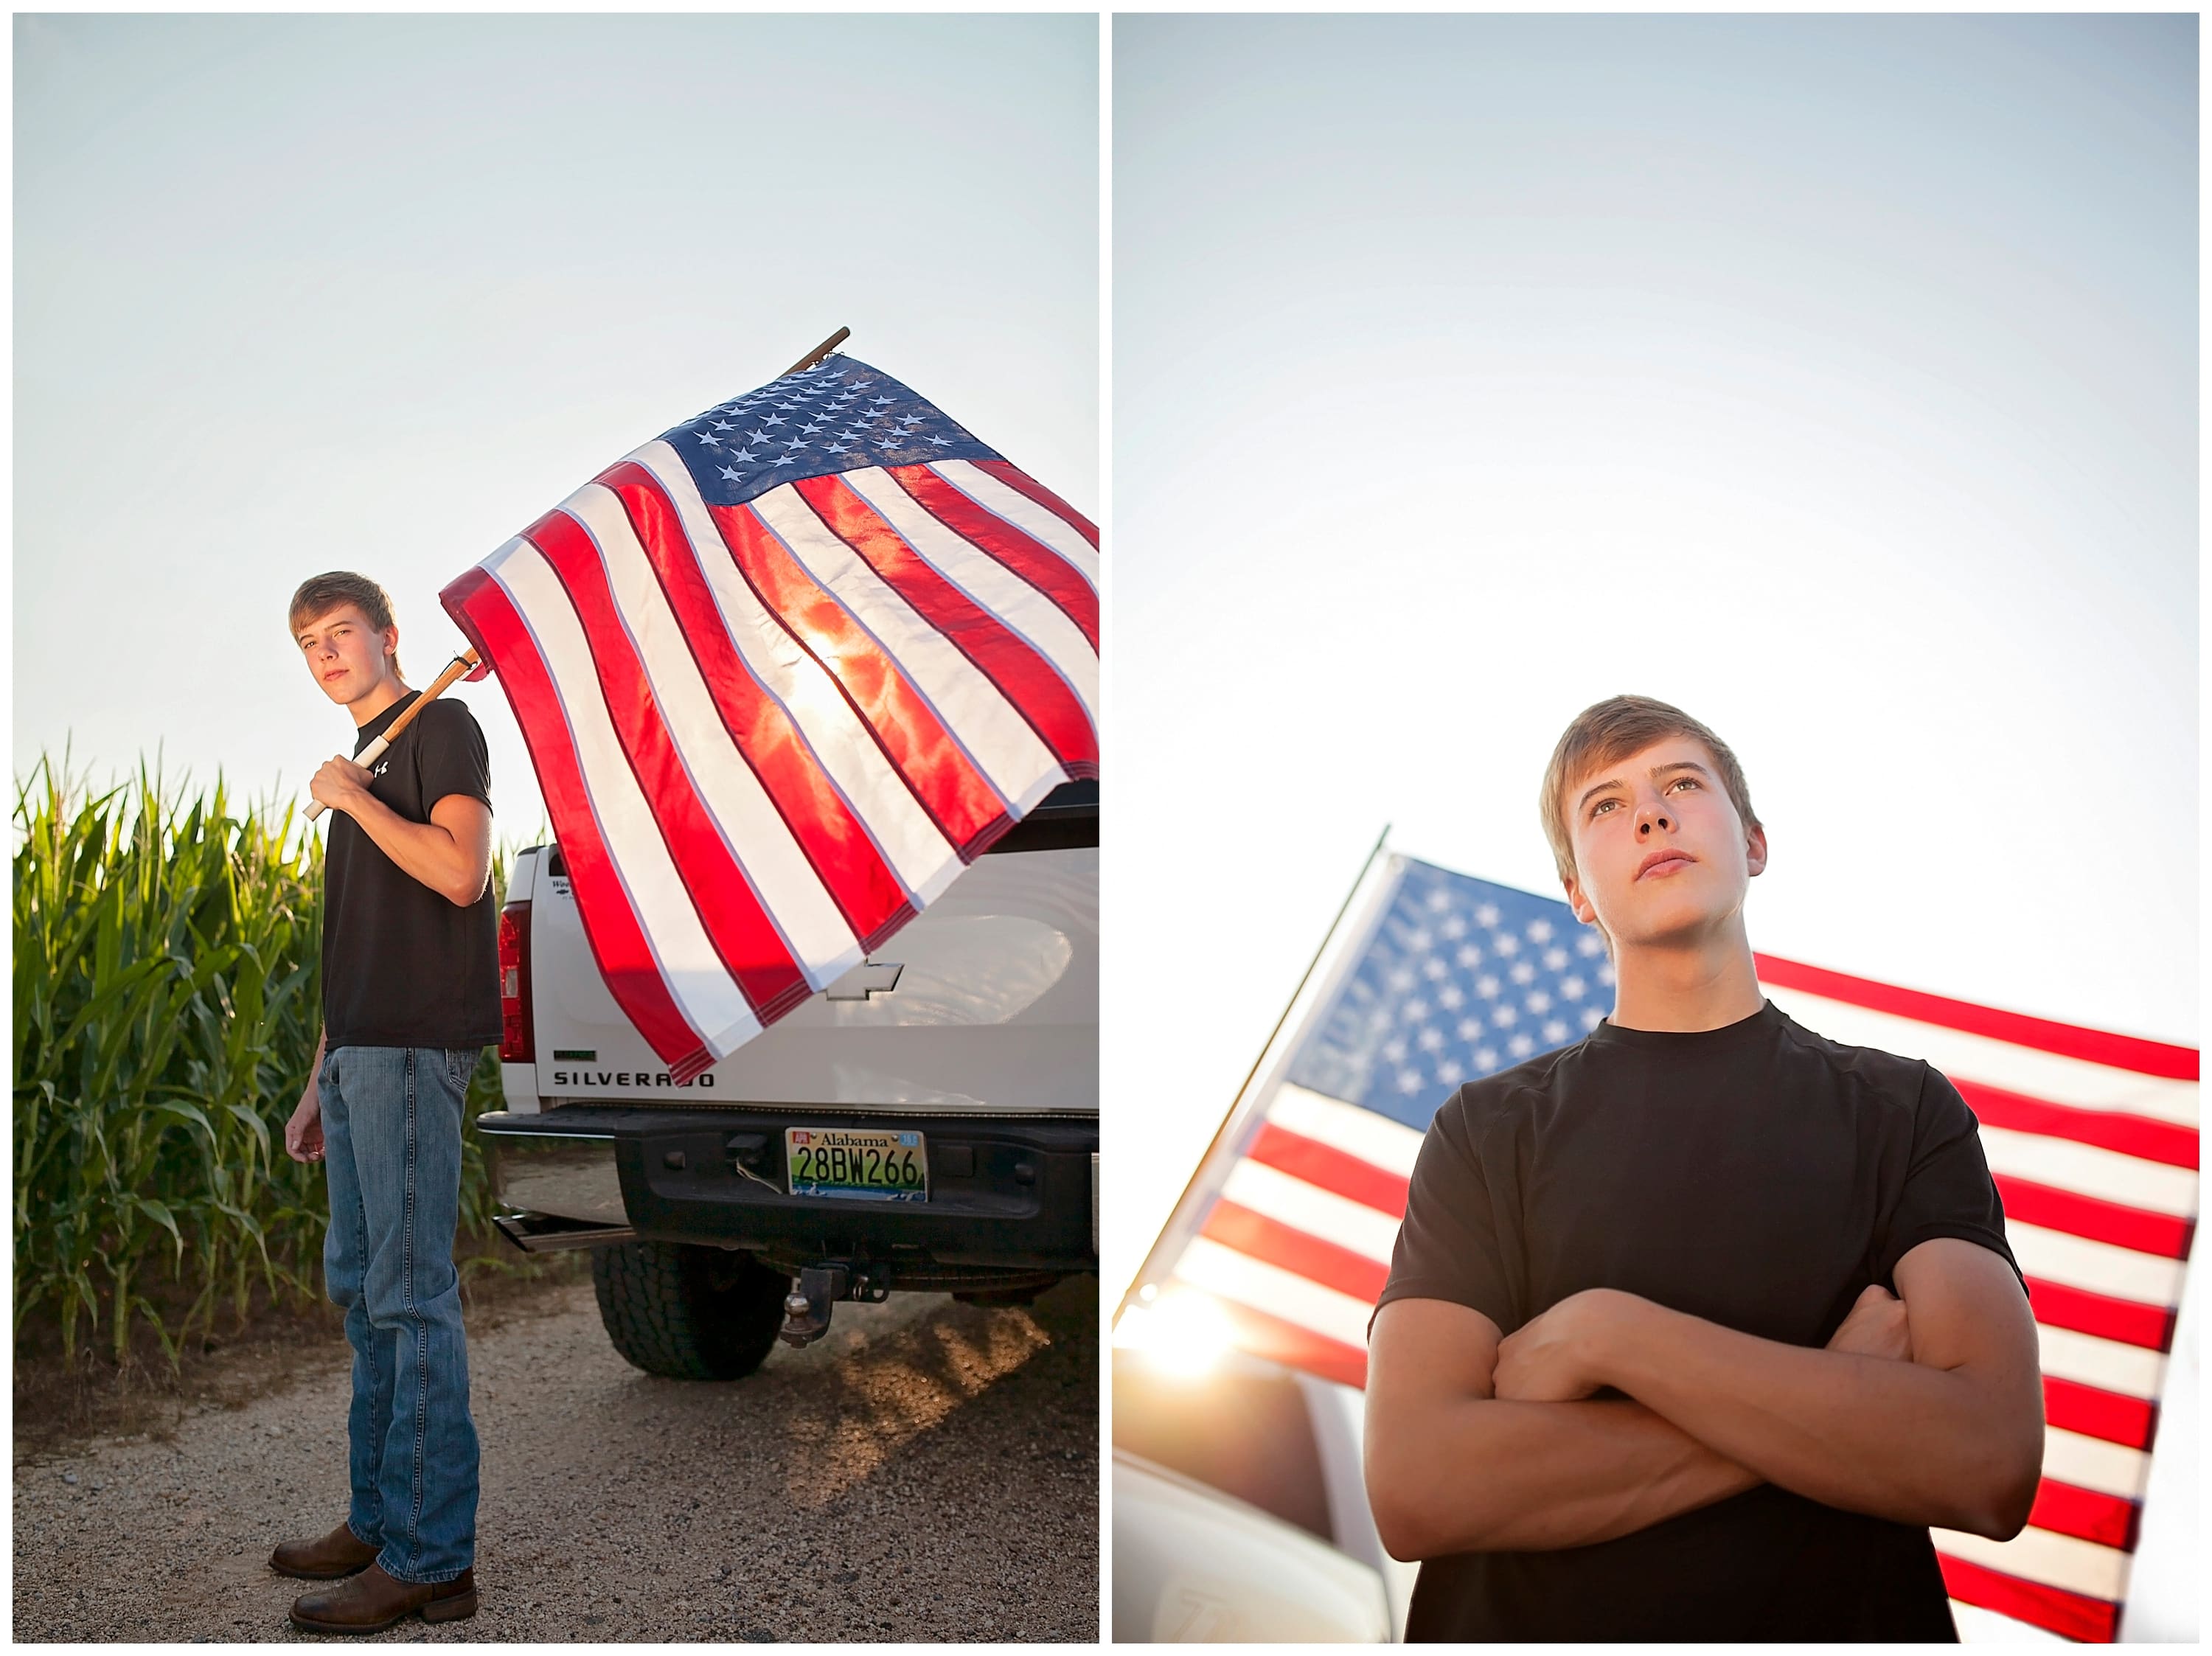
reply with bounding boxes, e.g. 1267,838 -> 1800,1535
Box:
441,355 -> 1097,1081
1124,851 -> 2197,1643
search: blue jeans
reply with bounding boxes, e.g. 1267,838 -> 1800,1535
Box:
319,1045 -> 481,1584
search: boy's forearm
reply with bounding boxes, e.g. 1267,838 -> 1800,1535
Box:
1593,1298 -> 2028,1536
1371,1394 -> 1761,1557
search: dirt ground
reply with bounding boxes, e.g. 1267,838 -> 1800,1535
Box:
13,1250 -> 587,1459
13,1272 -> 1099,1642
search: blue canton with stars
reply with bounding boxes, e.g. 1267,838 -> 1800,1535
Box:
658,354 -> 1003,510
1285,857 -> 1616,1132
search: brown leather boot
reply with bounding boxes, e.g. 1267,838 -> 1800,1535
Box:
288,1562 -> 478,1634
268,1522 -> 380,1581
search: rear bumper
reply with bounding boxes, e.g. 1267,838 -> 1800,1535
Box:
477,1106 -> 1098,1279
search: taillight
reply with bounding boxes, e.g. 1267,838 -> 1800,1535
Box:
498,899 -> 534,1062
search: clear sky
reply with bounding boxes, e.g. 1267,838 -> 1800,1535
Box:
14,13 -> 1098,844
1111,10 -> 2195,1279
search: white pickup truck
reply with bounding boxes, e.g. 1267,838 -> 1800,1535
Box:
474,781 -> 1098,1380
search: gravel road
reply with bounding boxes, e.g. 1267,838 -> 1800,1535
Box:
14,1274 -> 1098,1641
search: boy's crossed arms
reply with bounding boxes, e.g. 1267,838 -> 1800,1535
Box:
1366,1239 -> 2043,1559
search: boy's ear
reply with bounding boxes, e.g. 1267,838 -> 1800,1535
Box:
1561,872 -> 1591,925
1745,822 -> 1769,877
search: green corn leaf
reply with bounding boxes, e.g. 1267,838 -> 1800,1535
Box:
15,755 -> 512,1363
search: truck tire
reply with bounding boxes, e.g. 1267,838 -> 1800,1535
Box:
590,1241 -> 788,1381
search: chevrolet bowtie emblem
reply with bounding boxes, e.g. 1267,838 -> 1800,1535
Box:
824,961 -> 905,1001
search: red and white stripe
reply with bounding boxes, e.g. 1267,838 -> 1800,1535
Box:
443,439 -> 1097,1082
1151,953 -> 2196,1643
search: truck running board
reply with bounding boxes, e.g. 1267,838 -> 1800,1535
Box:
492,1211 -> 639,1253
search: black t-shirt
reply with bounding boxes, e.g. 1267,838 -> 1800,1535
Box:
321,691 -> 502,1050
1376,996 -> 2025,1643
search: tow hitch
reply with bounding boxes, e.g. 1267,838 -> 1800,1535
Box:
777,1262 -> 890,1348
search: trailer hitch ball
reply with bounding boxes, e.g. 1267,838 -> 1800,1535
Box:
777,1264 -> 849,1348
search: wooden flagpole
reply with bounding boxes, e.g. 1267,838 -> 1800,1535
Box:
781,326 -> 850,376
303,648 -> 481,822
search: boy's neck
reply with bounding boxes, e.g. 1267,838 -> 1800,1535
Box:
349,672 -> 412,730
1605,925 -> 1766,1033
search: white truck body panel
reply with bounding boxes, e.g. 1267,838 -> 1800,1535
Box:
1111,1451 -> 1392,1642
500,843 -> 1097,1117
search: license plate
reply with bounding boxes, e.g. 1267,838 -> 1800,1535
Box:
786,1128 -> 928,1203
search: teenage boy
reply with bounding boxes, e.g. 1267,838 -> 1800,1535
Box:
1364,695 -> 2042,1641
274,572 -> 500,1634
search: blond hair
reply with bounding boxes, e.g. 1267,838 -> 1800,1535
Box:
1537,695 -> 1761,950
288,571 -> 402,680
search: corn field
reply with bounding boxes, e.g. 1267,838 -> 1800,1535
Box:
13,756 -> 514,1368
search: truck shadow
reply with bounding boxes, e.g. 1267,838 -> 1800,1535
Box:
530,1275 -> 1099,1639
646,1274 -> 1098,1508
773,1283 -> 1080,1506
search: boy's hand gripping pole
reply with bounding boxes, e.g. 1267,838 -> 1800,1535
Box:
304,648 -> 481,822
